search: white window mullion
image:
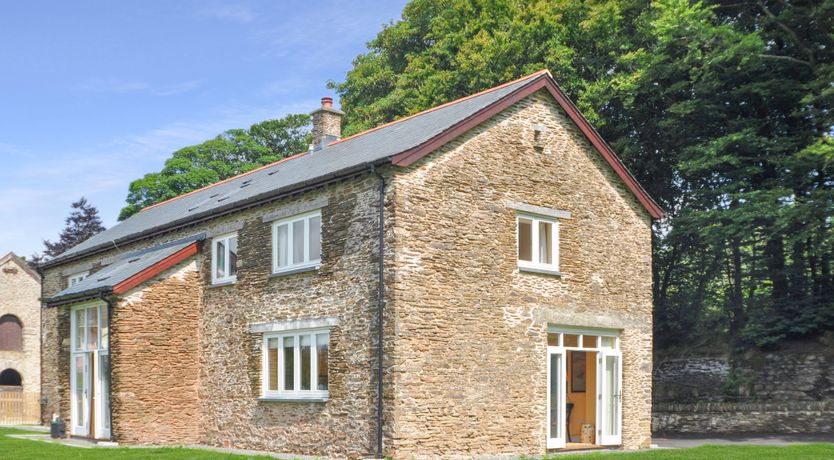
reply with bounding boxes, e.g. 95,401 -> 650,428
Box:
278,338 -> 285,392
82,309 -> 88,351
262,339 -> 268,395
223,240 -> 230,279
288,221 -> 295,266
303,218 -> 310,263
294,333 -> 301,393
553,221 -> 560,271
531,219 -> 540,265
311,333 -> 318,392
271,225 -> 277,273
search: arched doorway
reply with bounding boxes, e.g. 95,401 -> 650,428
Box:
0,368 -> 22,386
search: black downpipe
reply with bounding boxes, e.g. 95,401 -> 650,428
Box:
372,166 -> 386,458
101,294 -> 115,442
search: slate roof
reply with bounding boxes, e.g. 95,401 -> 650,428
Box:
45,71 -> 548,267
43,69 -> 663,269
46,234 -> 204,304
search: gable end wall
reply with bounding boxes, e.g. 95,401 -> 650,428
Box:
389,90 -> 653,457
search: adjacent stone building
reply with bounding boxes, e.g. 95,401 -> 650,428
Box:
39,70 -> 662,458
0,252 -> 41,395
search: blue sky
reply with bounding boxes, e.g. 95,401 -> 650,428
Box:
0,0 -> 407,258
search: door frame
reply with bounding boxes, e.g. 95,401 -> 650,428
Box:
70,352 -> 91,436
546,327 -> 622,448
69,301 -> 110,439
596,349 -> 622,446
546,346 -> 566,449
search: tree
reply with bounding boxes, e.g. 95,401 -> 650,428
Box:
329,0 -> 834,349
36,197 -> 107,262
119,114 -> 311,220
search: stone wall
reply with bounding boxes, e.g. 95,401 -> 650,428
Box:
653,401 -> 834,434
195,174 -> 391,459
110,260 -> 202,444
388,90 -> 654,458
40,174 -> 391,458
0,254 -> 40,394
40,87 -> 655,458
653,343 -> 834,434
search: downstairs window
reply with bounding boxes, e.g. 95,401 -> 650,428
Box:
262,328 -> 329,400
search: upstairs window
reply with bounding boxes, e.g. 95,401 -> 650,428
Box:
211,233 -> 238,284
68,271 -> 88,287
272,211 -> 321,274
0,315 -> 22,351
517,214 -> 560,273
262,328 -> 329,400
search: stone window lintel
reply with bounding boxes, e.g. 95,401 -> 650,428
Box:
248,316 -> 339,334
505,200 -> 571,220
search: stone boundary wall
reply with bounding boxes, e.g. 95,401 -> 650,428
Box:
653,400 -> 834,434
653,342 -> 834,435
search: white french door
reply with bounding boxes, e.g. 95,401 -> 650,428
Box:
546,346 -> 566,449
596,349 -> 622,445
70,302 -> 110,439
71,353 -> 91,436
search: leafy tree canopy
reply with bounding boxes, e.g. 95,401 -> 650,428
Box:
330,0 -> 834,349
119,114 -> 311,220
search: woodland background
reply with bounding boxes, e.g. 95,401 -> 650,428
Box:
39,0 -> 834,353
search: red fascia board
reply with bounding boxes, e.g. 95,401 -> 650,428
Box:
112,242 -> 200,295
391,75 -> 665,220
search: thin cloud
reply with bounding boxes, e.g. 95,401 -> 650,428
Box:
75,78 -> 201,96
198,4 -> 256,23
75,78 -> 151,93
152,80 -> 203,96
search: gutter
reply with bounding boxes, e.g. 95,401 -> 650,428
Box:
371,165 -> 386,458
45,288 -> 112,308
42,159 -> 391,270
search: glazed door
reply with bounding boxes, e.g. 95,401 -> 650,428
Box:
597,350 -> 622,445
546,347 -> 566,449
71,352 -> 92,436
70,302 -> 110,439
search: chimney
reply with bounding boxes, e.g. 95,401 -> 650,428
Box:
310,96 -> 344,151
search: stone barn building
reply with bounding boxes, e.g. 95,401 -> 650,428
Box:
0,252 -> 41,407
39,70 -> 662,458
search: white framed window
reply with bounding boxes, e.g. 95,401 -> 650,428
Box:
262,328 -> 329,400
211,233 -> 238,284
68,271 -> 89,287
272,211 -> 321,274
517,213 -> 560,273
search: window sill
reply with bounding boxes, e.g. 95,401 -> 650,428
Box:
269,264 -> 319,278
208,279 -> 237,288
518,265 -> 563,277
257,395 -> 329,403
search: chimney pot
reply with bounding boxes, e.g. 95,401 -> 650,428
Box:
321,97 -> 333,108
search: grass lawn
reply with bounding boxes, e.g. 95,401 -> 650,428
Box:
1,426 -> 833,459
0,427 -> 274,459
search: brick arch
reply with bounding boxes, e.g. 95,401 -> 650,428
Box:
0,368 -> 22,386
0,314 -> 23,351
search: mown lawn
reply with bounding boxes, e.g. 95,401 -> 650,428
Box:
0,427 -> 275,459
1,426 -> 833,459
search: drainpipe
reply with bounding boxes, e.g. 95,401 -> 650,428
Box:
100,293 -> 115,442
371,165 -> 386,458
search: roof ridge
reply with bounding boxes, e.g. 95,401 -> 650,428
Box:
329,69 -> 550,147
137,69 -> 550,216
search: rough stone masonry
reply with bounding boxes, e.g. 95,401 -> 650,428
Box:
40,88 -> 654,459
